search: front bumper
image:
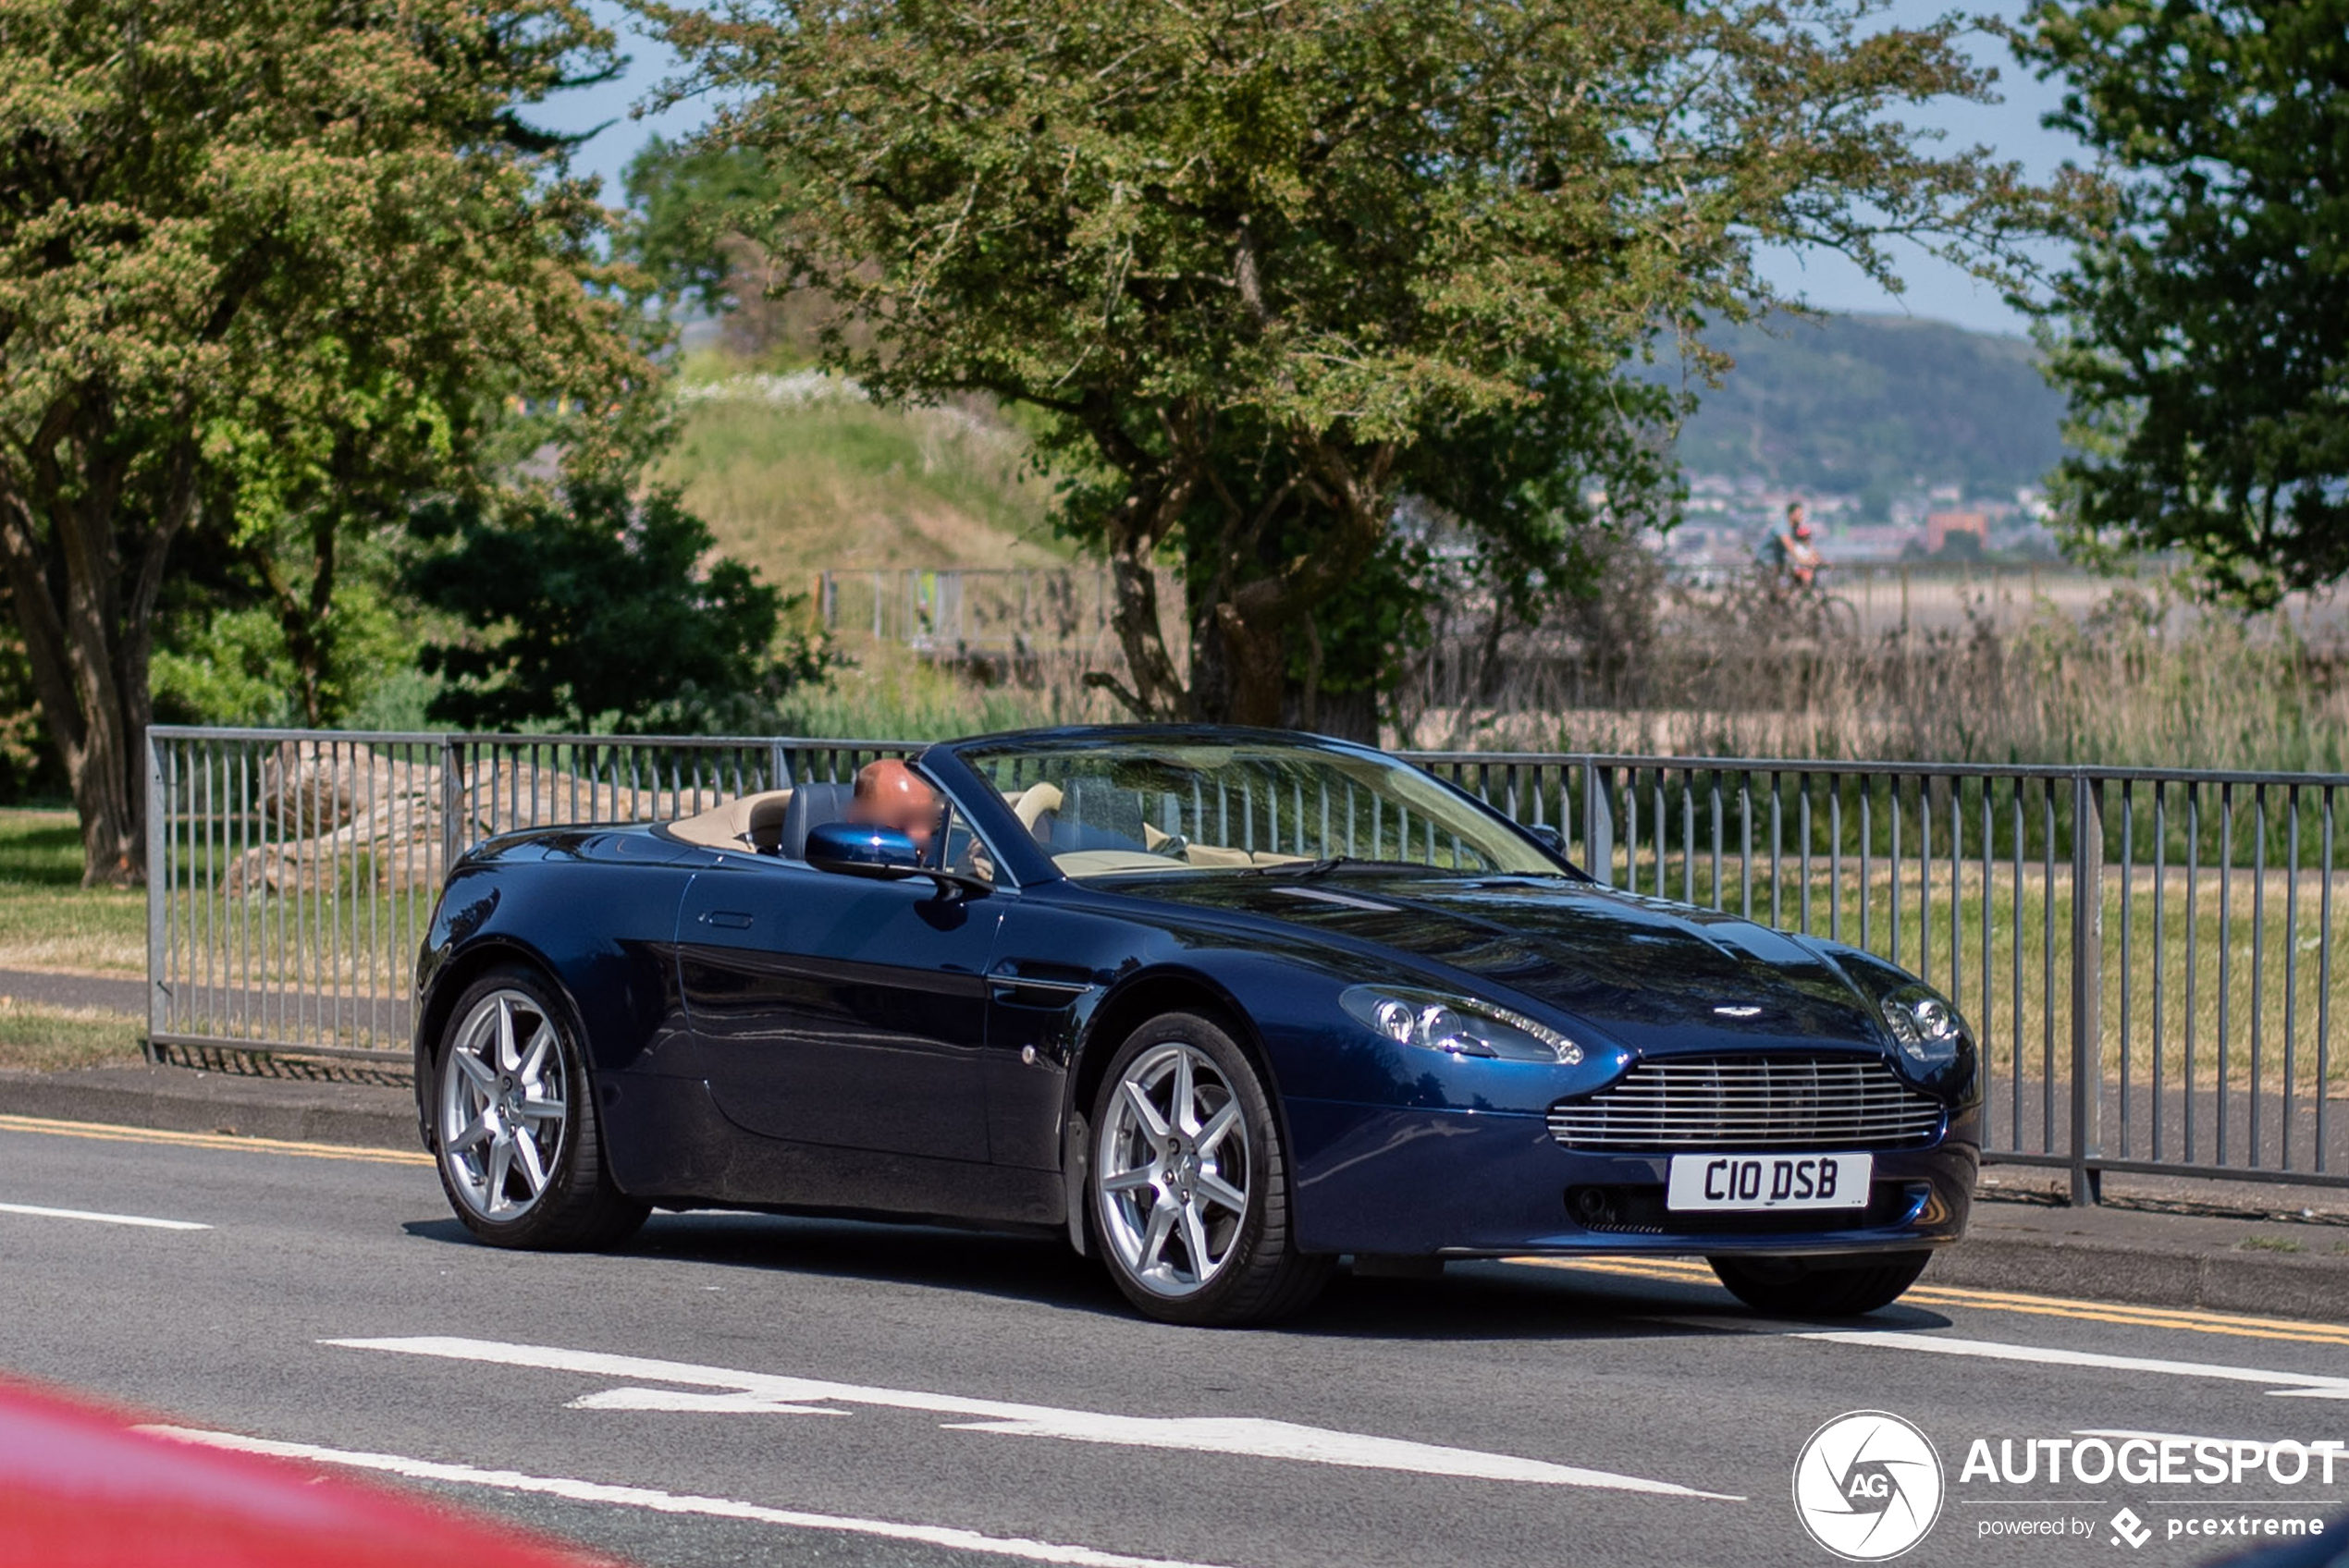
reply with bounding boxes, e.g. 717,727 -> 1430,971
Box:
1284,1097 -> 1977,1258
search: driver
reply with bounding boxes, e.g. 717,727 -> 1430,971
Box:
845,758 -> 941,856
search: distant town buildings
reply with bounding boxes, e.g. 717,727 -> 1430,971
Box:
1925,509 -> 1990,554
1666,473 -> 2059,571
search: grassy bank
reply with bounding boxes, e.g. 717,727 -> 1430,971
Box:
659,367 -> 1067,588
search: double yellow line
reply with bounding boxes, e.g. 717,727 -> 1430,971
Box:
0,1112 -> 431,1168
1518,1255 -> 2349,1348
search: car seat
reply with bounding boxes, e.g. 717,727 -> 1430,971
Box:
778,782 -> 855,860
1037,778 -> 1149,853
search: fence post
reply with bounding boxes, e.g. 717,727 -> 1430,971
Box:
1583,759 -> 1614,888
143,729 -> 166,1060
771,738 -> 794,790
2070,774 -> 2105,1206
439,738 -> 463,880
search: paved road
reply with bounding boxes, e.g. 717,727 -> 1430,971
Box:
2,1117 -> 2344,1568
0,966 -> 143,1014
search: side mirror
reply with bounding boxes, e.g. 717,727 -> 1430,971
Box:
1525,824 -> 1564,853
805,820 -> 922,879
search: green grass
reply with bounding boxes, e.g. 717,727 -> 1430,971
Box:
781,642 -> 1113,741
0,809 -> 144,974
658,375 -> 1070,590
0,1000 -> 141,1072
2238,1233 -> 2307,1254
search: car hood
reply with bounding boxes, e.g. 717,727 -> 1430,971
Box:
1121,872 -> 1890,1057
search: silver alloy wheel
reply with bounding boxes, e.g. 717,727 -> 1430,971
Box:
1096,1041 -> 1251,1298
439,988 -> 569,1222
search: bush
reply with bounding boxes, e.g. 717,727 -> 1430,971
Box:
408,479 -> 831,734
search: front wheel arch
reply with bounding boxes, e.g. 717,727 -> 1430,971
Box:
1066,969 -> 1279,1158
413,939 -> 572,1145
429,961 -> 647,1250
1085,1010 -> 1332,1325
1064,970 -> 1297,1254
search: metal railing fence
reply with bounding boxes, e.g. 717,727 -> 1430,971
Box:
147,728 -> 2349,1199
144,729 -> 911,1071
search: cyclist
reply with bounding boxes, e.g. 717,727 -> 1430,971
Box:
1756,500 -> 1824,589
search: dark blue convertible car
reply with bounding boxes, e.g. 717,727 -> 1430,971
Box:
412,727 -> 1978,1326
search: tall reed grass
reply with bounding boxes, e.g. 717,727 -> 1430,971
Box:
1400,576 -> 2349,773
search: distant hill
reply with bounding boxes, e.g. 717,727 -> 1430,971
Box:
1665,313 -> 2068,503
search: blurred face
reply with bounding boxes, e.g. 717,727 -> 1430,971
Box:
849,760 -> 939,851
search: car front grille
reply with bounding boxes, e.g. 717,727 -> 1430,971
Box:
1547,1054 -> 1944,1152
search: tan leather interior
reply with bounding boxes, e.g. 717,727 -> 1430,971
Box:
1051,844 -> 1310,875
1003,782 -> 1064,832
666,789 -> 793,851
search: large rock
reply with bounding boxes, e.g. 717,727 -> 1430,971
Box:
223,741 -> 686,897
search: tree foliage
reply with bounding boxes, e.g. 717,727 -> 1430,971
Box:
642,0 -> 2042,731
0,0 -> 647,882
407,479 -> 828,733
2018,0 -> 2348,606
624,135 -> 789,317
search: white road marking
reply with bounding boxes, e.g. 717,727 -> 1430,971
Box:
571,1388 -> 847,1416
139,1425 -> 1242,1568
0,1199 -> 209,1231
326,1335 -> 1740,1501
1656,1316 -> 2349,1400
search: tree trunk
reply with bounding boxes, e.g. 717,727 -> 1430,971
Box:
0,446 -> 193,888
250,513 -> 338,727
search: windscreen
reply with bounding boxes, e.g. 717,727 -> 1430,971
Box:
957,739 -> 1563,880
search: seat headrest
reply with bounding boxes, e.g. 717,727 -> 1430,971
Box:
779,781 -> 855,861
743,791 -> 793,852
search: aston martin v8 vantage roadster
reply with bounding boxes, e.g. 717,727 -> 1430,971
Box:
412,727 -> 1978,1326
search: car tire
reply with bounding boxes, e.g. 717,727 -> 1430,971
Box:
432,965 -> 648,1251
1706,1251 -> 1932,1317
1088,1011 -> 1331,1327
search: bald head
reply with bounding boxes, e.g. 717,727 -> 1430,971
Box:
848,758 -> 940,851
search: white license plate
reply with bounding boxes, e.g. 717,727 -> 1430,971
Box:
1666,1153 -> 1872,1212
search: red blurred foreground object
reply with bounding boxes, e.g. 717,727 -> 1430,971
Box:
0,1376 -> 609,1568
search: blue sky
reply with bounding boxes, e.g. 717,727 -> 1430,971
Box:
536,0 -> 2087,338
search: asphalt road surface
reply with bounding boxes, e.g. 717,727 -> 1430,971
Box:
3,1114 -> 2344,1568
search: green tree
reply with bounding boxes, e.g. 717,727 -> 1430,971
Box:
0,0 -> 646,884
641,0 -> 2041,729
407,479 -> 828,732
624,135 -> 789,316
2017,0 -> 2349,605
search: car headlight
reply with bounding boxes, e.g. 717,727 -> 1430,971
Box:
1340,986 -> 1582,1064
1879,986 -> 1966,1066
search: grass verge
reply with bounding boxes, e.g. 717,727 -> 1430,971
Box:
0,999 -> 143,1073
0,809 -> 145,974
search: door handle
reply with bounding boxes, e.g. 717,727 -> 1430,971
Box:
699,910 -> 755,930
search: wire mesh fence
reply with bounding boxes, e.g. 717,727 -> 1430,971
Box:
148,729 -> 2349,1194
